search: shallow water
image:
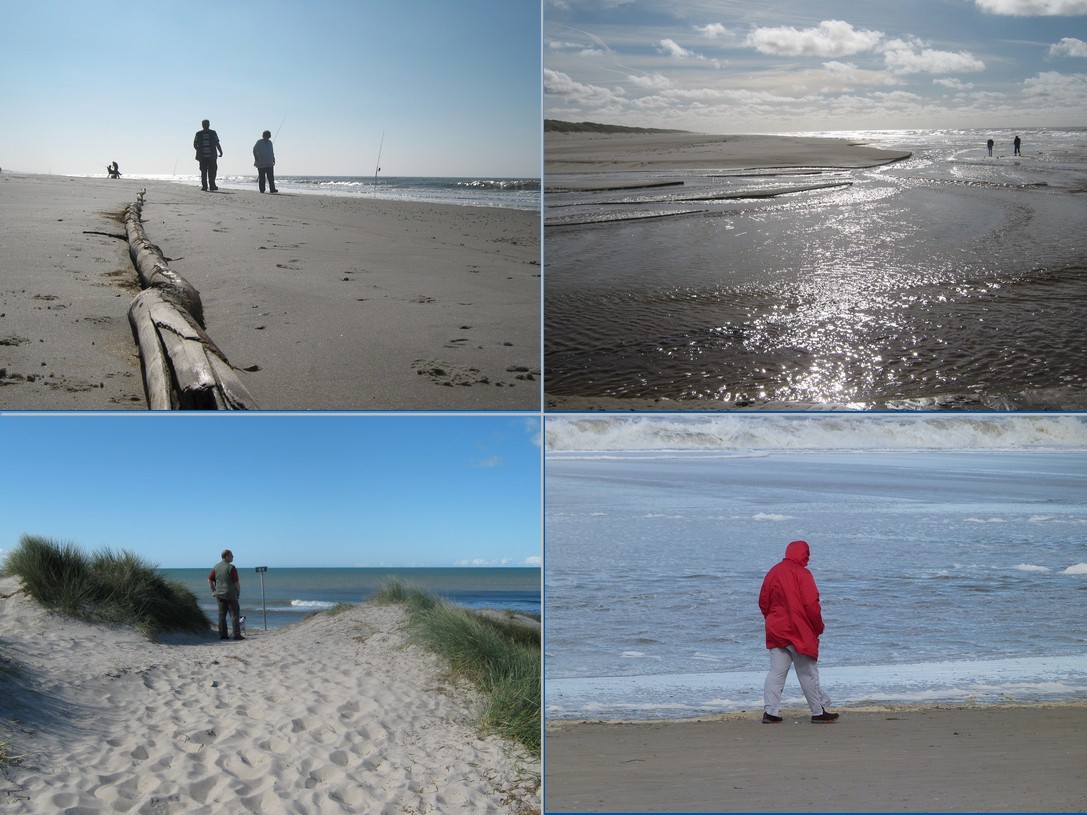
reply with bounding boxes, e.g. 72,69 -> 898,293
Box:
545,128 -> 1087,409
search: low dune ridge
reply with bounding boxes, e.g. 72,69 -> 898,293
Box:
0,576 -> 539,814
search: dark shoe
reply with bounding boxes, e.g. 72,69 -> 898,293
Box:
202,187 -> 208,192
270,189 -> 278,193
210,185 -> 219,191
811,709 -> 839,723
232,635 -> 245,641
762,713 -> 783,724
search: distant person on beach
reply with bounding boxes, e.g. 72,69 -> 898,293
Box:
252,130 -> 278,193
987,139 -> 994,157
208,549 -> 243,640
759,540 -> 838,724
194,119 -> 223,191
1014,135 -> 1022,156
106,161 -> 121,178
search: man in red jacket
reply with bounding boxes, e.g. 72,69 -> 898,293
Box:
758,540 -> 839,723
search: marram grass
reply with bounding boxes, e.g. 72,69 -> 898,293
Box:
374,579 -> 541,755
2,535 -> 210,639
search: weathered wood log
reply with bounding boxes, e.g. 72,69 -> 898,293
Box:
123,190 -> 258,410
128,289 -> 259,410
123,191 -> 204,326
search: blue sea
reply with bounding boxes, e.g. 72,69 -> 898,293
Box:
129,174 -> 540,210
545,127 -> 1087,409
164,566 -> 540,632
544,414 -> 1087,721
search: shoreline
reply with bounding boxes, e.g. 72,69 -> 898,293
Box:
545,702 -> 1087,813
0,173 -> 540,410
544,131 -> 912,175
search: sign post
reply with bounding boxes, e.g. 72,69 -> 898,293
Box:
255,567 -> 269,630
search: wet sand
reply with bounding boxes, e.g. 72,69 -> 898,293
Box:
0,173 -> 540,410
545,132 -> 912,175
545,705 -> 1087,812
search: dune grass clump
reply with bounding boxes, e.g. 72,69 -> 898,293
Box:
374,579 -> 541,755
2,535 -> 210,639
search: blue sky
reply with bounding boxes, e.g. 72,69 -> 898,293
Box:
545,0 -> 1087,132
0,0 -> 540,177
0,414 -> 542,569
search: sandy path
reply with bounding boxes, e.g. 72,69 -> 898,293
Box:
0,577 -> 538,814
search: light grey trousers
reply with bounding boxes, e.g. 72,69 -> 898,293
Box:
763,645 -> 832,716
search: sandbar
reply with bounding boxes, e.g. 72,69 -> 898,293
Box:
0,173 -> 540,410
545,705 -> 1087,812
0,576 -> 539,813
545,132 -> 912,175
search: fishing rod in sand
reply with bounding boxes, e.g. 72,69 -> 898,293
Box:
373,129 -> 384,191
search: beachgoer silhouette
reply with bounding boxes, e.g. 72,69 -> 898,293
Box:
1013,135 -> 1021,156
986,139 -> 994,157
194,119 -> 223,191
252,130 -> 278,193
106,161 -> 121,179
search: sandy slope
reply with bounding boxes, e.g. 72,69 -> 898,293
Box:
0,577 -> 538,814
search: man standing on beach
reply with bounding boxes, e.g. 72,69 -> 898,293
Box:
759,540 -> 838,723
208,549 -> 243,640
252,130 -> 278,193
194,119 -> 223,191
1013,135 -> 1022,156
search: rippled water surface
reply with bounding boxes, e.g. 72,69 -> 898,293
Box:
545,128 -> 1087,408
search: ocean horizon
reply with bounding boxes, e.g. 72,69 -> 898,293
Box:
91,173 -> 541,211
166,566 -> 540,631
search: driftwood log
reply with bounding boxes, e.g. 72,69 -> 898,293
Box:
124,191 -> 258,409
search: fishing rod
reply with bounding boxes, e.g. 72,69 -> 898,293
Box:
373,130 -> 384,188
273,113 -> 287,142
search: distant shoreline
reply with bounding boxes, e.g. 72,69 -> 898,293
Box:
545,129 -> 912,174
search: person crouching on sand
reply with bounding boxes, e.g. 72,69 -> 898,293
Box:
209,549 -> 244,640
759,540 -> 839,723
253,130 -> 278,193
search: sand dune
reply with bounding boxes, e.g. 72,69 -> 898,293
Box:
0,577 -> 538,814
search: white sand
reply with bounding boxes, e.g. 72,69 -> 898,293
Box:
0,577 -> 538,814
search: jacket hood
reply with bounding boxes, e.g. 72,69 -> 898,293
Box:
784,540 -> 810,567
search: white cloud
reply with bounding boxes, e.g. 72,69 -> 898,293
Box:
745,19 -> 884,57
934,77 -> 976,89
523,555 -> 542,566
1022,70 -> 1087,104
628,72 -> 673,90
883,38 -> 985,74
696,23 -> 729,39
975,0 -> 1087,13
1050,37 -> 1087,57
657,39 -> 722,68
659,38 -> 696,58
544,69 -> 625,106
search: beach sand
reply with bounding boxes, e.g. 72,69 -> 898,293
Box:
545,706 -> 1087,813
0,576 -> 539,813
0,173 -> 540,410
544,132 -> 912,176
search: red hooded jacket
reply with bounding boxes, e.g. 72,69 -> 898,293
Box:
758,540 -> 825,660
